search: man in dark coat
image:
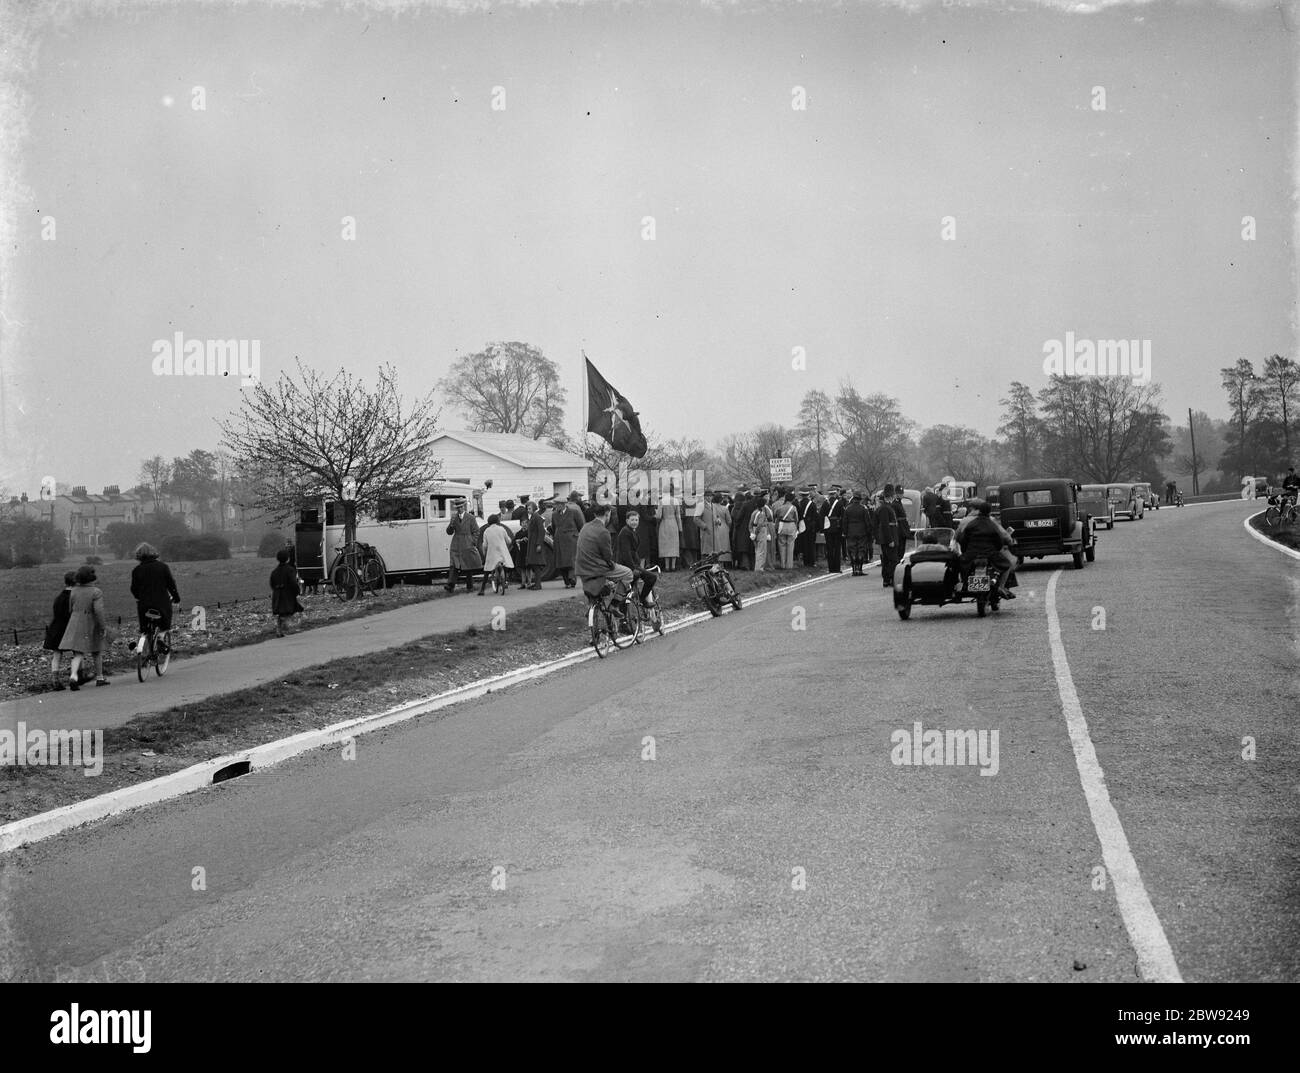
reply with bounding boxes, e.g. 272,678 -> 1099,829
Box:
511,496 -> 531,522
525,501 -> 548,589
892,488 -> 913,554
798,489 -> 819,567
876,484 -> 900,587
550,492 -> 583,588
445,500 -> 481,593
729,486 -> 752,570
823,487 -> 845,573
843,492 -> 872,575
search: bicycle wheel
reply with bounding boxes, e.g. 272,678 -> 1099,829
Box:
624,599 -> 645,645
154,632 -> 171,677
361,558 -> 385,593
609,602 -> 637,649
332,563 -> 361,601
135,636 -> 148,682
646,601 -> 664,636
1263,506 -> 1281,527
589,605 -> 613,658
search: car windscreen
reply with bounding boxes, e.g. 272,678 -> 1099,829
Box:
1009,489 -> 1054,506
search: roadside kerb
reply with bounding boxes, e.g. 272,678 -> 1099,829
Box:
1243,512 -> 1300,562
0,562 -> 861,854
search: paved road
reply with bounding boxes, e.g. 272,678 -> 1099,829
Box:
2,498 -> 1296,982
0,584 -> 580,737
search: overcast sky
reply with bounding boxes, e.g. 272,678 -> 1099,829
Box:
0,0 -> 1294,495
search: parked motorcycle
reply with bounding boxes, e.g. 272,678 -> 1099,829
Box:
689,552 -> 742,617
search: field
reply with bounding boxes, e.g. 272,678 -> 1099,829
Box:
1,556 -> 279,636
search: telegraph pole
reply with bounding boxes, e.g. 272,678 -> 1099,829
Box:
1188,407 -> 1200,496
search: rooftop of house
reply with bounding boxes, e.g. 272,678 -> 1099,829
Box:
434,430 -> 589,469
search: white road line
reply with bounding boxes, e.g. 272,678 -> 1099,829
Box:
1243,511 -> 1300,562
0,567 -> 851,855
1045,570 -> 1183,983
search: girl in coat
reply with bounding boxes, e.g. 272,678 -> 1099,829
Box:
270,547 -> 303,636
43,570 -> 77,689
59,565 -> 109,690
477,514 -> 515,595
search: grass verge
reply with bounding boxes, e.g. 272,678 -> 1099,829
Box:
1,562 -> 835,824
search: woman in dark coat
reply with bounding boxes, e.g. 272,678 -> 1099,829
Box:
525,501 -> 548,589
43,570 -> 77,689
59,564 -> 109,689
130,542 -> 181,634
270,547 -> 303,636
550,494 -> 582,588
731,488 -> 754,570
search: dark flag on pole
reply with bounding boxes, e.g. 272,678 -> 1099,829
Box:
585,355 -> 648,458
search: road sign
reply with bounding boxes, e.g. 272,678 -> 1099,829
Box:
769,458 -> 793,483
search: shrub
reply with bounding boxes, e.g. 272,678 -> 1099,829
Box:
258,531 -> 288,557
160,533 -> 232,561
84,555 -> 104,565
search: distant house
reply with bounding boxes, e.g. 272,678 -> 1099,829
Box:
9,485 -> 229,554
430,431 -> 589,513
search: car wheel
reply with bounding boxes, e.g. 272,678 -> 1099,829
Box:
1072,550 -> 1084,569
1085,543 -> 1096,562
896,603 -> 911,620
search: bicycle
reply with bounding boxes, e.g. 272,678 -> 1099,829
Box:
630,565 -> 664,636
1263,493 -> 1298,528
490,561 -> 508,596
329,541 -> 386,600
134,608 -> 172,682
585,579 -> 643,658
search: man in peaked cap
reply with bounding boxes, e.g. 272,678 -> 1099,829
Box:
876,483 -> 899,587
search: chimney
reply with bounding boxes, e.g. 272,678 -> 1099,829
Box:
71,485 -> 87,497
102,485 -> 120,496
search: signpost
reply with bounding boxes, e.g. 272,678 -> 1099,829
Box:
769,458 -> 793,483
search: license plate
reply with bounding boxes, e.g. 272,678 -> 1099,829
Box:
968,575 -> 992,592
1025,518 -> 1056,528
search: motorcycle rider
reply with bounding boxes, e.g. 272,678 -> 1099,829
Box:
956,500 -> 1017,600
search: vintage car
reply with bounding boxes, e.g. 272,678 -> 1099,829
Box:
941,480 -> 978,518
1078,484 -> 1115,530
1108,482 -> 1145,521
294,482 -> 561,586
998,478 -> 1095,569
1132,482 -> 1159,511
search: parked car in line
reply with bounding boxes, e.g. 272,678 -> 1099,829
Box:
942,480 -> 978,518
1078,484 -> 1115,530
1132,482 -> 1159,511
1108,482 -> 1145,521
983,485 -> 1000,520
998,478 -> 1095,569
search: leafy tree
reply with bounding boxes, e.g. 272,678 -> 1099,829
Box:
1260,354 -> 1298,465
438,342 -> 568,444
1219,359 -> 1267,480
996,381 -> 1044,479
220,360 -> 444,546
0,516 -> 66,566
830,385 -> 916,493
169,449 -> 219,530
1037,376 -> 1171,482
138,455 -> 172,507
794,389 -> 836,487
918,424 -> 997,485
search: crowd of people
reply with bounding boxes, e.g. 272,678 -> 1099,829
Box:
437,482 -> 928,596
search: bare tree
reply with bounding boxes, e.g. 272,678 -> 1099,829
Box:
830,384 -> 915,493
1260,354 -> 1298,463
1037,376 -> 1171,482
138,455 -> 172,510
996,381 -> 1044,479
220,360 -> 443,545
438,341 -> 568,443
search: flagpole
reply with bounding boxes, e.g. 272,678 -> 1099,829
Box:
581,350 -> 588,452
